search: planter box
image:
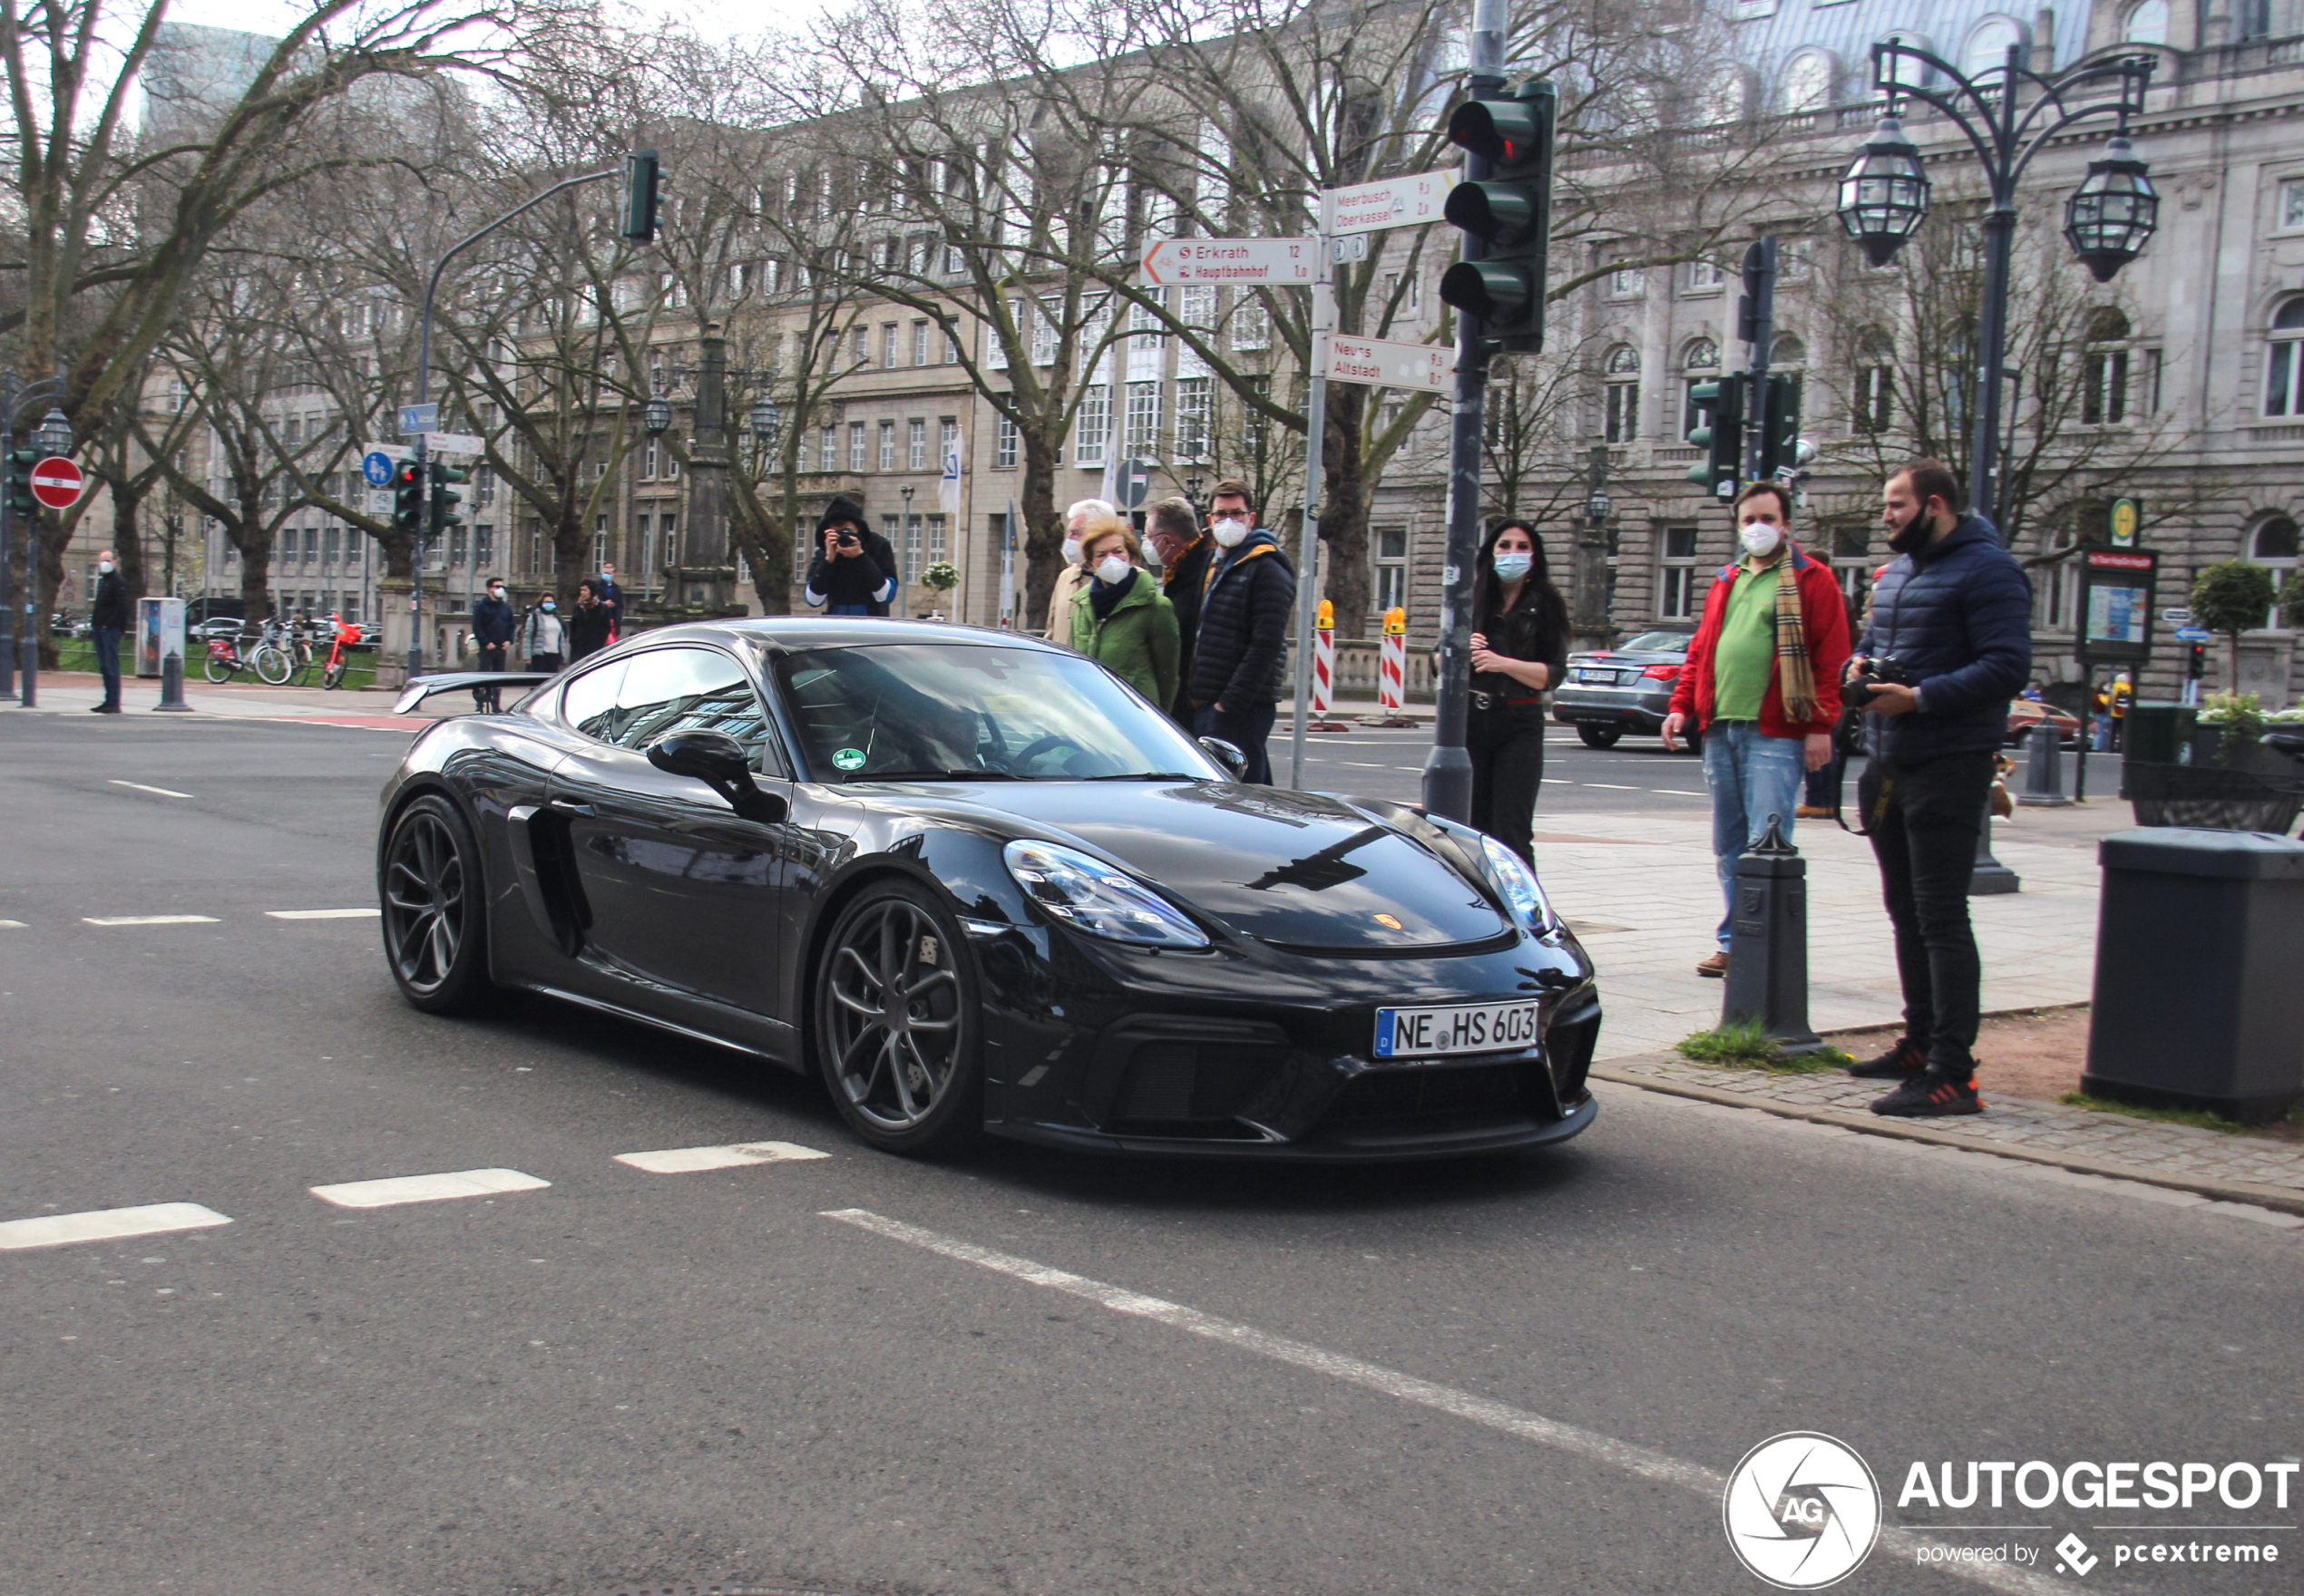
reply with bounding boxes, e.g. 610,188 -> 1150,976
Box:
2123,726 -> 2304,833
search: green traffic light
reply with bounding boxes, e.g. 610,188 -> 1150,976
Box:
1439,259 -> 1534,322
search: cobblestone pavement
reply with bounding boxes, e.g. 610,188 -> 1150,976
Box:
1596,1051 -> 2304,1219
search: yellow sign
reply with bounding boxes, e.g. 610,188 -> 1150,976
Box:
1383,606 -> 1407,636
2109,497 -> 2141,548
1317,598 -> 1334,630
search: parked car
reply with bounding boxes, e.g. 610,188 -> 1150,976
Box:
2006,699 -> 2083,748
190,618 -> 247,645
1548,630 -> 1696,750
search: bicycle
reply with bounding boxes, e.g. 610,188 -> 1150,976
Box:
316,614 -> 362,689
203,619 -> 294,685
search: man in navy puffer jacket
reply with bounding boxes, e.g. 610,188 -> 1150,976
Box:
1845,460 -> 2032,1117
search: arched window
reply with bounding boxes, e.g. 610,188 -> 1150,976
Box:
2250,516 -> 2300,628
2123,0 -> 2170,43
1681,340 -> 1721,439
1682,337 -> 1720,371
2084,309 -> 2133,424
1604,345 -> 1641,443
1782,51 -> 1836,113
1771,334 -> 1807,366
2265,298 -> 2304,417
1963,17 -> 2025,76
1852,329 -> 1895,433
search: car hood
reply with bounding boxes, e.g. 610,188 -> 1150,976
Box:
900,781 -> 1511,953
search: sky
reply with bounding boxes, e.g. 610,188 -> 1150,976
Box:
161,0 -> 786,40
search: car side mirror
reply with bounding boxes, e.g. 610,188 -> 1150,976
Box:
1197,736 -> 1248,780
648,729 -> 787,823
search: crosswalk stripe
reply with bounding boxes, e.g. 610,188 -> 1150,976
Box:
615,1141 -> 832,1174
308,1168 -> 549,1209
0,1202 -> 232,1251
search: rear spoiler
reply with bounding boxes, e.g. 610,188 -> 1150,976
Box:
393,671 -> 556,715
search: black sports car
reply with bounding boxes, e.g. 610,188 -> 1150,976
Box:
379,619 -> 1601,1160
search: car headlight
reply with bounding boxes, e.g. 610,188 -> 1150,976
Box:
1479,834 -> 1558,938
1003,840 -> 1211,949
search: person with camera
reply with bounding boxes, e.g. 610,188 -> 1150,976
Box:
1844,460 -> 2033,1116
1662,482 -> 1850,978
804,495 -> 899,617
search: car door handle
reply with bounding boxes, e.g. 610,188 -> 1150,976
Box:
549,798 -> 595,816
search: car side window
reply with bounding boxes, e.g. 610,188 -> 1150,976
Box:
560,660 -> 626,743
610,646 -> 773,760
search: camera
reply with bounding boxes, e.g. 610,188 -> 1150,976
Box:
1844,654 -> 1920,709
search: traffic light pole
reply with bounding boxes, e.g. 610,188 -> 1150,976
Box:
1420,0 -> 1507,825
1285,231 -> 1333,792
1739,237 -> 1776,490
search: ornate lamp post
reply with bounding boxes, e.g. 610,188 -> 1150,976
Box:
1836,40 -> 2157,525
643,392 -> 671,438
1,377 -> 73,700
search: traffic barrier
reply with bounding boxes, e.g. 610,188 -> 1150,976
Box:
1372,606 -> 1416,726
1309,600 -> 1350,731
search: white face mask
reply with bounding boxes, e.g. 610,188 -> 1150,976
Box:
1212,517 -> 1250,548
1491,551 -> 1532,582
98,560 -> 114,573
1060,536 -> 1084,566
1095,555 -> 1131,586
1740,524 -> 1784,559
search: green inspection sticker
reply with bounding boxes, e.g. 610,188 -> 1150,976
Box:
832,747 -> 866,771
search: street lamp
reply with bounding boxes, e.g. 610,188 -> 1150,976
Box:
748,394 -> 778,446
1184,472 -> 1205,511
32,407 -> 73,457
643,393 -> 671,436
1585,487 -> 1613,524
1833,39 -> 2157,525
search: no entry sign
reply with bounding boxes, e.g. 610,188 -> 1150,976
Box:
30,455 -> 84,510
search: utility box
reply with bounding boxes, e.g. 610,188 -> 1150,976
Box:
2120,701 -> 2194,768
2083,828 -> 2304,1124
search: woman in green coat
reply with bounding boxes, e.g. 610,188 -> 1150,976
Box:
1068,516 -> 1180,710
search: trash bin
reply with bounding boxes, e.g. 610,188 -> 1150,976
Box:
2083,828 -> 2304,1124
2120,702 -> 2194,766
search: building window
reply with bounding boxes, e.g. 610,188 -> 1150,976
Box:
1030,301 -> 1059,367
849,326 -> 868,366
1852,329 -> 1895,433
1124,380 -> 1163,458
2280,178 -> 2304,233
2083,308 -> 2131,424
877,421 -> 896,472
996,414 -> 1019,469
1685,258 -> 1723,293
1782,50 -> 1836,112
1680,338 -> 1721,438
819,425 -> 836,473
1608,262 -> 1645,298
2123,0 -> 2169,42
1963,16 -> 2025,75
939,416 -> 959,469
881,323 -> 899,367
943,327 -> 962,364
1229,293 -> 1269,351
1373,525 -> 1409,615
2264,298 -> 2304,416
847,422 -> 866,472
913,320 -> 930,365
1175,376 -> 1213,461
926,513 -> 947,568
1603,345 -> 1641,443
1076,384 -> 1110,465
882,514 -> 904,580
2251,516 -> 2300,628
1180,283 -> 1216,332
2038,527 -> 2078,630
908,418 -> 927,470
1659,525 -> 1699,619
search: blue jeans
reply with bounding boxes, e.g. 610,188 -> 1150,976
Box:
1703,721 -> 1807,950
94,626 -> 123,707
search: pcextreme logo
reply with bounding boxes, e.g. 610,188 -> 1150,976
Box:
1723,1432 -> 1884,1589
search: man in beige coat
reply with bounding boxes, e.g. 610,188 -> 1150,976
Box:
1043,497 -> 1116,640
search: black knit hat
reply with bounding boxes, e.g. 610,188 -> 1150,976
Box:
817,494 -> 867,535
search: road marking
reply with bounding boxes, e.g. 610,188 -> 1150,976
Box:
615,1141 -> 832,1174
1580,783 -> 1645,791
309,1168 -> 549,1209
108,780 -> 193,798
822,1208 -> 2060,1596
1655,789 -> 1705,796
82,915 -> 220,927
0,1202 -> 232,1251
0,920 -> 24,929
265,908 -> 381,920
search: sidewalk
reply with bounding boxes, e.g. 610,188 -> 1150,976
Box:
14,669 -> 445,728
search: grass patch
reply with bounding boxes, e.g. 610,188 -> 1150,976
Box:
1677,1018 -> 1853,1074
2057,1092 -> 2303,1135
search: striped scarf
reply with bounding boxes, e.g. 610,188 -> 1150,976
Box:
1769,551 -> 1819,725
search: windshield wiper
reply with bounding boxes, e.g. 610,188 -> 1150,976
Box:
1080,771 -> 1203,781
843,768 -> 1028,781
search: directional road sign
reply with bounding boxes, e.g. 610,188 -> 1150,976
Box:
1140,238 -> 1316,286
2174,627 -> 2211,643
1316,333 -> 1452,394
396,403 -> 440,435
423,432 -> 484,457
361,450 -> 396,488
29,455 -> 84,509
1322,169 -> 1456,237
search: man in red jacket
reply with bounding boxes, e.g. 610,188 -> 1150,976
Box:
1661,483 -> 1851,977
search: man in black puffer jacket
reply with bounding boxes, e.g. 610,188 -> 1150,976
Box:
1188,480 -> 1295,783
1845,459 -> 2032,1118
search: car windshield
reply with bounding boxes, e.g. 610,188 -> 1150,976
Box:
1615,631 -> 1694,654
772,642 -> 1222,782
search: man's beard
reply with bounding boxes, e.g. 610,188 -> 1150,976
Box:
1886,507 -> 1932,555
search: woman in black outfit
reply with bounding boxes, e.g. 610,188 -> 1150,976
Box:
1469,521 -> 1571,863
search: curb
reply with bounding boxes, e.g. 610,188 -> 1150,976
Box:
1590,1058 -> 2304,1218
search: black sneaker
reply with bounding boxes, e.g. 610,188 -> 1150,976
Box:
1848,1036 -> 1927,1079
1870,1069 -> 1982,1118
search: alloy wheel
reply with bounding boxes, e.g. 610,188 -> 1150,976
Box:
823,896 -> 964,1132
383,807 -> 466,996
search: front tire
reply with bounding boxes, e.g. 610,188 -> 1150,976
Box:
380,793 -> 493,1014
1577,725 -> 1622,749
253,646 -> 291,686
322,658 -> 347,690
815,881 -> 981,1155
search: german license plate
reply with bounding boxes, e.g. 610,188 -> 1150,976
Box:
1373,999 -> 1540,1059
1573,667 -> 1614,684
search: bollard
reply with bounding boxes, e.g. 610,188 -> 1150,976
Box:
1971,788 -> 2021,894
2018,721 -> 2070,806
1723,814 -> 1824,1055
154,651 -> 191,712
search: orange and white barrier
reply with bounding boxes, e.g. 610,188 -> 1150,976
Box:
1310,599 -> 1349,730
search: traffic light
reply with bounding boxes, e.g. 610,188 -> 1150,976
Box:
4,449 -> 36,520
392,461 -> 425,540
1685,374 -> 1745,498
429,462 -> 468,539
621,149 -> 660,244
1438,77 -> 1556,353
1755,373 -> 1803,482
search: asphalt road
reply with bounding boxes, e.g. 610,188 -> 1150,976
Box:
1291,718 -> 1721,814
3,713 -> 2297,1596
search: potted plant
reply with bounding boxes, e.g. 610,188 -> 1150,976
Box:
2126,689 -> 2304,832
917,560 -> 959,620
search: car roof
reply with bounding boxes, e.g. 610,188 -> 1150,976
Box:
610,617 -> 1067,655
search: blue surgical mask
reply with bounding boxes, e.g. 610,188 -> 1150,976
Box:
1492,552 -> 1533,582
541,601 -> 556,613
